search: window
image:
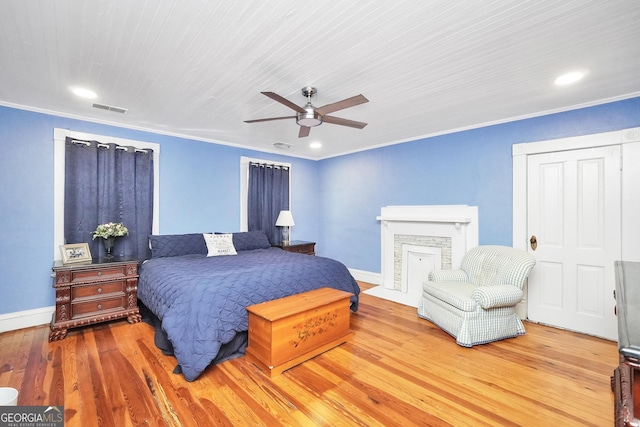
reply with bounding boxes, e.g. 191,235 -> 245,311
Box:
53,129 -> 159,261
240,156 -> 291,243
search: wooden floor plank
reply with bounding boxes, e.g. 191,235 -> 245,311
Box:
0,282 -> 618,426
0,323 -> 23,386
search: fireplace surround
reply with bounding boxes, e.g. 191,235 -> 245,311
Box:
368,205 -> 479,307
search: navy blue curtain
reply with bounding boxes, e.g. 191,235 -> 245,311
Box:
64,137 -> 154,260
247,162 -> 290,245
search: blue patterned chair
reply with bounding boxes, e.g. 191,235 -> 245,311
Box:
417,245 -> 536,347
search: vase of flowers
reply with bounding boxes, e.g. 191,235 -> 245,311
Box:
92,222 -> 128,260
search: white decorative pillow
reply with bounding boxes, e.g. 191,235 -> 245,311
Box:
203,233 -> 237,257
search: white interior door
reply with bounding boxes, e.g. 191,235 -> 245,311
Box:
526,145 -> 621,340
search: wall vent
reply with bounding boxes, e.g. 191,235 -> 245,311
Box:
92,103 -> 128,114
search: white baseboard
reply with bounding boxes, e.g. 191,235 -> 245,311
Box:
348,268 -> 382,285
0,306 -> 55,333
363,285 -> 420,308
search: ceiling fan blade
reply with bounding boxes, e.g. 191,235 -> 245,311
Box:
298,126 -> 311,138
322,115 -> 368,129
261,92 -> 306,113
244,116 -> 296,123
315,94 -> 369,115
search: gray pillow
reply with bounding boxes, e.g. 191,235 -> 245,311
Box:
229,230 -> 272,251
149,233 -> 208,258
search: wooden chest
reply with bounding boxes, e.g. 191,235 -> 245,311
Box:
246,287 -> 353,377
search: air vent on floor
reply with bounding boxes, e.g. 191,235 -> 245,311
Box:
92,103 -> 128,114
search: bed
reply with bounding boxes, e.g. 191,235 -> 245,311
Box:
137,230 -> 360,381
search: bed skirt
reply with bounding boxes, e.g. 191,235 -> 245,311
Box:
138,301 -> 248,378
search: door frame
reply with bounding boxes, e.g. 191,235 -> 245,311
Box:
512,127 -> 640,319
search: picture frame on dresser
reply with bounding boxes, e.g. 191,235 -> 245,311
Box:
59,243 -> 92,264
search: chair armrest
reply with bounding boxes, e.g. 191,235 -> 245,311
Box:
471,285 -> 523,309
428,269 -> 468,283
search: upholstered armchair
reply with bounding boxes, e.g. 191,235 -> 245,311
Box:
417,245 -> 536,347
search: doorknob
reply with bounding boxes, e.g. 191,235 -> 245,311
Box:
530,235 -> 537,251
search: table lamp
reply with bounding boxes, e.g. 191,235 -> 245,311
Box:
275,210 -> 295,246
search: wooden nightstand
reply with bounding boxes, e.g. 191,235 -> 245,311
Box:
280,240 -> 316,255
49,257 -> 142,341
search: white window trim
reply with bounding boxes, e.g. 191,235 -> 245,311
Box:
239,156 -> 292,232
53,128 -> 160,261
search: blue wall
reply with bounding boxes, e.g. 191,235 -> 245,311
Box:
0,106 -> 318,314
0,97 -> 638,315
318,97 -> 640,272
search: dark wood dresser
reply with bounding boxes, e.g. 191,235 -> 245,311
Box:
49,257 -> 141,341
280,240 -> 315,255
612,261 -> 640,426
613,358 -> 640,426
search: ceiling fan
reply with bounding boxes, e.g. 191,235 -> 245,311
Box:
244,86 -> 368,137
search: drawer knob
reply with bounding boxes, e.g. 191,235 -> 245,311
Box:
97,271 -> 102,277
97,287 -> 103,293
97,304 -> 103,310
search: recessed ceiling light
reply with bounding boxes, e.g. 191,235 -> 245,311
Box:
554,70 -> 587,86
309,142 -> 322,149
71,87 -> 98,98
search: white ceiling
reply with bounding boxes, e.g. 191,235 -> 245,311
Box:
1,1 -> 639,160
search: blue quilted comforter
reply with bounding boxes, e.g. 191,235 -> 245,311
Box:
138,247 -> 360,381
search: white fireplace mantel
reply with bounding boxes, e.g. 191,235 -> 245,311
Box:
376,210 -> 473,232
377,205 -> 475,224
377,215 -> 473,222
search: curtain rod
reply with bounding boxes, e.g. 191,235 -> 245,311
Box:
70,139 -> 90,146
70,139 -> 151,153
249,161 -> 290,170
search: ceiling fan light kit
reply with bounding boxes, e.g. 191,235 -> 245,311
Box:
245,86 -> 368,138
297,109 -> 322,127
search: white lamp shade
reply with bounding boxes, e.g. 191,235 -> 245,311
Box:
275,210 -> 295,226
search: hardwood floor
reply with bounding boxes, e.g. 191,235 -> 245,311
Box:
0,282 -> 618,426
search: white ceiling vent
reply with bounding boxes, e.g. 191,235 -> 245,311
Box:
92,103 -> 128,114
273,142 -> 292,150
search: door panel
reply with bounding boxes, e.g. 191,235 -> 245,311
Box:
576,264 -> 604,315
538,261 -> 563,309
527,145 -> 620,339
